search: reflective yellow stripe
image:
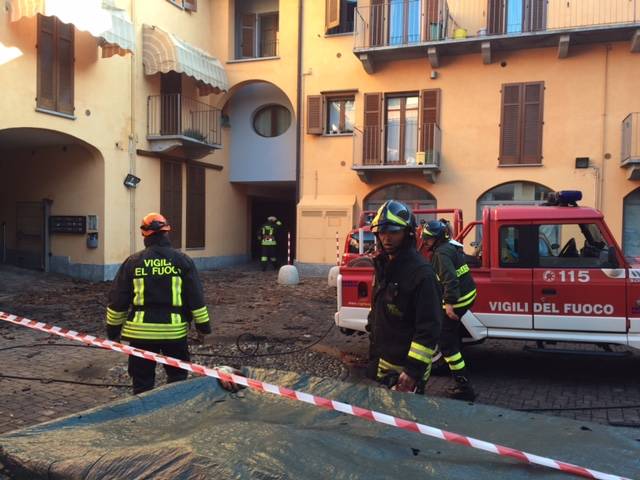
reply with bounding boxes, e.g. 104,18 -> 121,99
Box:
133,278 -> 145,306
133,311 -> 145,323
449,360 -> 466,371
106,307 -> 127,326
444,352 -> 462,363
410,341 -> 435,356
171,313 -> 182,325
171,276 -> 183,307
385,209 -> 408,227
453,289 -> 477,309
455,264 -> 470,277
124,321 -> 187,331
377,358 -> 403,379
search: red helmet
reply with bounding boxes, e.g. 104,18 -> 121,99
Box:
140,212 -> 171,237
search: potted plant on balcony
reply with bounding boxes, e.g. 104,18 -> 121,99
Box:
182,128 -> 207,143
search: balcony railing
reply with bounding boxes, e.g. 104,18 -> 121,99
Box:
355,0 -> 639,50
622,113 -> 640,166
147,94 -> 221,147
352,122 -> 441,182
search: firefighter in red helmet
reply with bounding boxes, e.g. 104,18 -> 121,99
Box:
105,212 -> 219,394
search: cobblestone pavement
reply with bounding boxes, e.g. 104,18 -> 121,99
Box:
0,264 -> 639,440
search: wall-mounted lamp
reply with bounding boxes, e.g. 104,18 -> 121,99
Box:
124,174 -> 141,188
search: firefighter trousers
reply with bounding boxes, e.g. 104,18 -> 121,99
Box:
439,307 -> 469,374
260,245 -> 278,269
128,339 -> 190,394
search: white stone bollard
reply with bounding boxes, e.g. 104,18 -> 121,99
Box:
327,265 -> 340,287
278,265 -> 300,285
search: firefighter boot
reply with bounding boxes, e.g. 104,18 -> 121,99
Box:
447,373 -> 477,401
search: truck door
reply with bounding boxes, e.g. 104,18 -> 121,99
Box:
477,223 -> 534,329
532,222 -> 627,332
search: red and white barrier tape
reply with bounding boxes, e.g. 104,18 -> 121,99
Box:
336,231 -> 340,266
0,311 -> 630,480
287,231 -> 291,265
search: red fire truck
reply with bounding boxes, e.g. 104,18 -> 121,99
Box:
335,191 -> 640,352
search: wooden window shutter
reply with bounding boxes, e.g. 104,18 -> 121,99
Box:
521,82 -> 544,164
499,84 -> 523,165
419,89 -> 441,152
183,0 -> 197,12
161,160 -> 183,249
186,165 -> 205,248
37,15 -> 56,111
56,21 -> 74,115
241,14 -> 256,57
363,92 -> 383,165
487,0 -> 505,35
307,95 -> 324,134
325,0 -> 340,32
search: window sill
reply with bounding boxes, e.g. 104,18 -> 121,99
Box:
325,32 -> 354,38
322,132 -> 354,137
498,162 -> 543,167
185,247 -> 205,251
227,56 -> 280,64
35,107 -> 76,120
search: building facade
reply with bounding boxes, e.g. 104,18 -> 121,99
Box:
0,0 -> 299,280
1,0 -> 640,280
297,0 -> 640,266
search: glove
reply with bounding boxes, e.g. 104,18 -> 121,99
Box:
215,365 -> 245,393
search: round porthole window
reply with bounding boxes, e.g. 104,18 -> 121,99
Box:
253,105 -> 291,138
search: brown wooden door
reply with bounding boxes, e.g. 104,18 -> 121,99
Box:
363,93 -> 382,165
369,0 -> 384,47
525,0 -> 546,32
241,14 -> 256,57
161,160 -> 183,248
15,202 -> 44,270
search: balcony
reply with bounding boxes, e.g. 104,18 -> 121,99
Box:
147,94 -> 222,159
352,122 -> 441,183
354,0 -> 640,72
622,113 -> 640,180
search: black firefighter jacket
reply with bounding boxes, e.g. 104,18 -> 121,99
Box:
369,247 -> 443,381
431,241 -> 477,309
106,236 -> 211,342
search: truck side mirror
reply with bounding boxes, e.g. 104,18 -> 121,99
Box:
607,245 -> 619,268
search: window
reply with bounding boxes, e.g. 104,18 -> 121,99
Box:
186,165 -> 205,249
488,0 -> 546,35
237,12 -> 279,59
623,188 -> 640,258
386,95 -> 419,164
536,223 -> 612,268
360,89 -> 440,165
37,15 -> 74,116
499,82 -> 544,165
253,105 -> 291,138
307,92 -> 356,135
326,0 -> 357,35
326,97 -> 355,134
161,160 -> 183,249
167,0 -> 197,11
347,231 -> 376,254
499,225 -> 537,267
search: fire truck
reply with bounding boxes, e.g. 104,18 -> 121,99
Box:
335,191 -> 640,353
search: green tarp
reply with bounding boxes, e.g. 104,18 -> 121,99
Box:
1,368 -> 638,479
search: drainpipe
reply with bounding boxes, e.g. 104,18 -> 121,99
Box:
1,221 -> 6,264
598,44 -> 611,211
129,0 -> 137,255
295,0 -> 304,263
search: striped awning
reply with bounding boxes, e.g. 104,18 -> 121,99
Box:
9,0 -> 134,58
143,24 -> 229,96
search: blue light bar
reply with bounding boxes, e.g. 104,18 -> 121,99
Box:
557,190 -> 582,204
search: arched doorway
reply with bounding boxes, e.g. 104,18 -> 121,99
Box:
623,188 -> 640,258
364,183 -> 436,223
0,128 -> 104,274
477,181 -> 551,219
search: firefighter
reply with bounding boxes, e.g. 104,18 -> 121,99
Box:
105,213 -> 216,394
367,200 -> 442,394
423,219 -> 478,401
258,216 -> 283,271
